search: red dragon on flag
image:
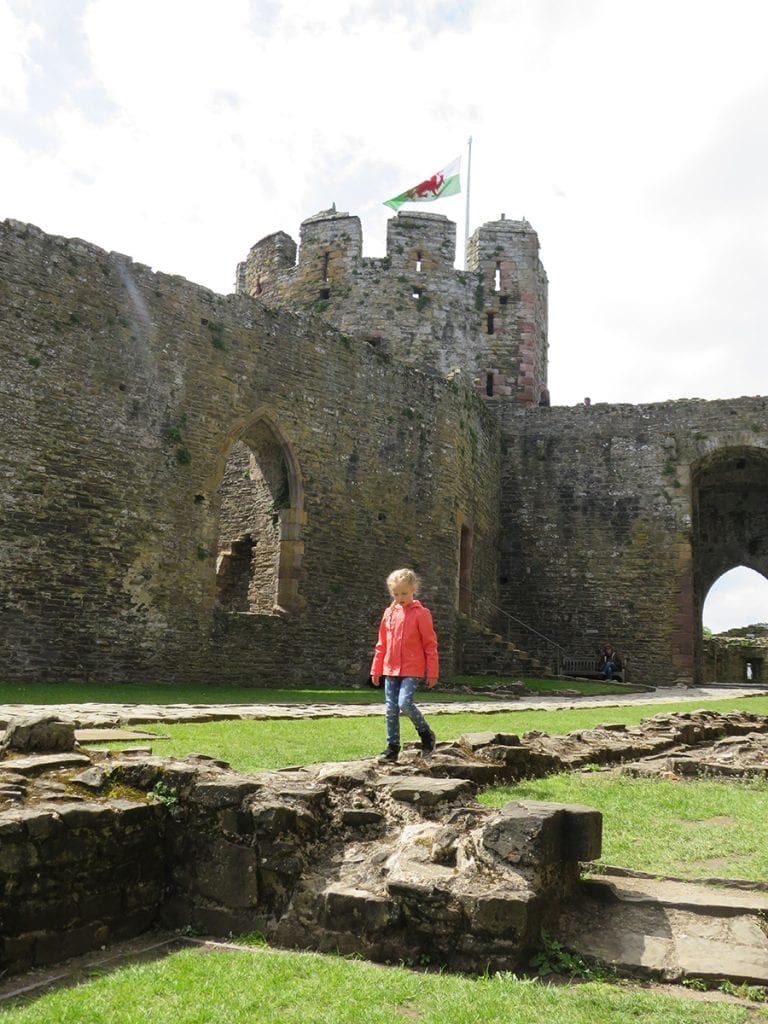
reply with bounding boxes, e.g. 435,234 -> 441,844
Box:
384,157 -> 461,211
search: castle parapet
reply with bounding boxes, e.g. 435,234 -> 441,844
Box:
237,207 -> 548,403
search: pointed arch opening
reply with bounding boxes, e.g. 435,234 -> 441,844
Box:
214,414 -> 305,615
701,567 -> 768,684
692,445 -> 768,683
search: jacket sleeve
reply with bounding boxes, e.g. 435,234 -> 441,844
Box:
370,611 -> 388,676
417,606 -> 439,678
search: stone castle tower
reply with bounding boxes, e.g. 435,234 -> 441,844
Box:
236,207 -> 548,404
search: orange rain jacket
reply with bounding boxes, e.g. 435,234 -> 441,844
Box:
370,599 -> 439,680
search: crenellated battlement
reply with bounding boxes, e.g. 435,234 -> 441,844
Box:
237,207 -> 548,403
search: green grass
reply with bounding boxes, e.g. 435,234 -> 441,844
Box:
448,676 -> 633,696
480,772 -> 768,881
3,693 -> 768,1021
0,681 -> 523,706
90,695 -> 768,773
0,944 -> 761,1024
0,676 -> 632,707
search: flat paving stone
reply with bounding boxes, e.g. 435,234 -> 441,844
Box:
3,752 -> 92,775
560,873 -> 768,984
585,873 -> 768,915
0,687 -> 763,732
75,728 -> 170,742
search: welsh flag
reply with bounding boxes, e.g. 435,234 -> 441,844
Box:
383,157 -> 461,211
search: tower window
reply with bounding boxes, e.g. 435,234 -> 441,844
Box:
486,372 -> 494,396
416,251 -> 422,273
412,287 -> 422,300
322,252 -> 330,282
319,288 -> 330,301
486,312 -> 495,334
494,262 -> 501,292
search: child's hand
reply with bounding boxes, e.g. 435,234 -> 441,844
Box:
371,675 -> 381,687
426,677 -> 438,689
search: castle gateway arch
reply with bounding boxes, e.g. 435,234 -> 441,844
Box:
691,445 -> 768,683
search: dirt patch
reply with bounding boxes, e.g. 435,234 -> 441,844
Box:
679,816 -> 737,828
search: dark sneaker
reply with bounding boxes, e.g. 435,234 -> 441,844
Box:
419,728 -> 436,754
378,745 -> 400,763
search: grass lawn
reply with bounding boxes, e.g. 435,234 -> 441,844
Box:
83,694 -> 768,772
480,772 -> 768,881
0,944 -> 761,1024
3,689 -> 768,1022
0,677 -> 632,707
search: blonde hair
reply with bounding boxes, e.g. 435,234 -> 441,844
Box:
386,568 -> 419,593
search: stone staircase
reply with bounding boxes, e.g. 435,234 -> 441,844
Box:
559,868 -> 768,985
457,614 -> 554,678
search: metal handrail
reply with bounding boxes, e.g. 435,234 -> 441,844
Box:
460,591 -> 565,674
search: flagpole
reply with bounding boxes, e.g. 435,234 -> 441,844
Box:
463,135 -> 472,270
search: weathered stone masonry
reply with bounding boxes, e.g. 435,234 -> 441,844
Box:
1,206 -> 766,687
495,401 -> 768,686
3,708 -> 768,977
0,218 -> 499,684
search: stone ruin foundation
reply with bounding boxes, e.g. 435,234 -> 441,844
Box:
2,709 -> 768,982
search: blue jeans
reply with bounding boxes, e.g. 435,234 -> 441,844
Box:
384,676 -> 429,747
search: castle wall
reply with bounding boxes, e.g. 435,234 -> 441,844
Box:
496,399 -> 768,685
0,219 -> 500,686
703,636 -> 766,684
238,209 -> 548,402
3,211 -> 766,691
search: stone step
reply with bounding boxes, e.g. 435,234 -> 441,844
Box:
557,873 -> 768,985
584,872 -> 768,916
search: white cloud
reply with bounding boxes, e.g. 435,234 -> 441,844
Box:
1,0 -> 768,402
703,567 -> 768,633
0,1 -> 37,108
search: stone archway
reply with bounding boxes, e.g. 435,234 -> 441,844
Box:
215,413 -> 305,615
691,446 -> 768,683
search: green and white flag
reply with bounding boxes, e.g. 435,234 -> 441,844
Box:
383,157 -> 461,211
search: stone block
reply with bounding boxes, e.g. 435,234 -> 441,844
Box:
483,802 -> 565,866
460,732 -> 521,749
192,838 -> 259,908
559,803 -> 602,861
1,715 -> 76,753
382,777 -> 476,806
461,888 -> 535,938
323,886 -> 400,932
34,921 -> 110,966
191,777 -> 263,809
250,803 -> 299,836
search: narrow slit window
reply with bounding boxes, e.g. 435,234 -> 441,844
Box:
412,287 -> 422,300
322,252 -> 330,282
485,372 -> 494,396
486,311 -> 495,334
494,262 -> 502,292
416,251 -> 422,273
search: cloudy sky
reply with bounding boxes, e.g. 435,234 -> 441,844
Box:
2,0 -> 766,632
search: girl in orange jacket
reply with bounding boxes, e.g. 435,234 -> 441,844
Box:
370,568 -> 438,762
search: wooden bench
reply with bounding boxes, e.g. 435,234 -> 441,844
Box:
561,655 -> 627,683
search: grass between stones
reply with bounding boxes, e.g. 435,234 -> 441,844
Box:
480,773 -> 768,881
85,694 -> 768,773
0,945 -> 761,1024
